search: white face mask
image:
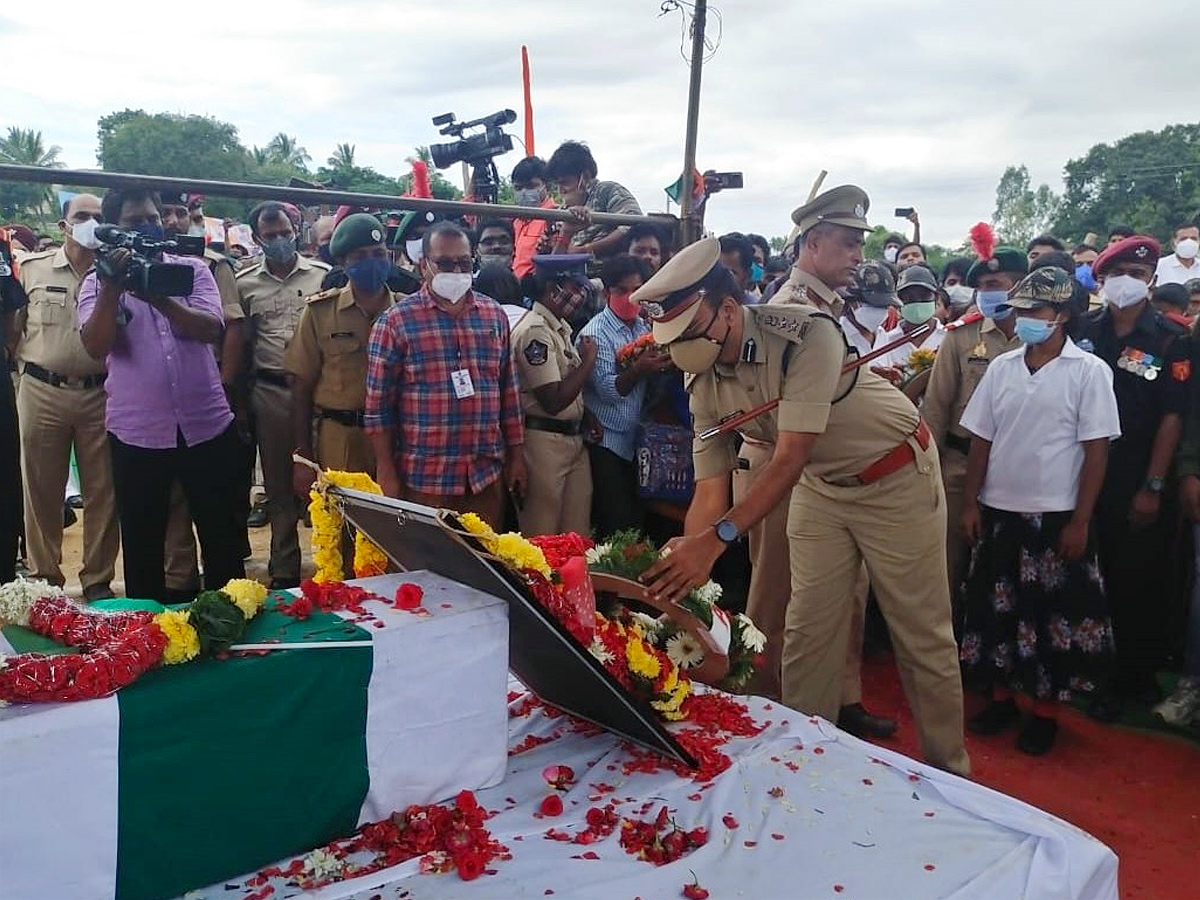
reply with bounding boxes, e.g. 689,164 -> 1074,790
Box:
405,238 -> 424,263
431,272 -> 473,303
1176,237 -> 1199,260
68,218 -> 102,250
853,305 -> 890,332
883,246 -> 899,264
1102,273 -> 1149,309
187,224 -> 207,238
946,285 -> 975,309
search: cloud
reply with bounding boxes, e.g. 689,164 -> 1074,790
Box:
1,0 -> 1193,247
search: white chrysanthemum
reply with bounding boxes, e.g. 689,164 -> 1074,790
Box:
585,543 -> 612,566
302,848 -> 344,880
630,611 -> 662,636
738,614 -> 767,653
0,578 -> 61,628
665,632 -> 705,669
588,638 -> 615,665
691,580 -> 723,606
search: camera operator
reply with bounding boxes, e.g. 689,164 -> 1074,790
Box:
78,187 -> 246,602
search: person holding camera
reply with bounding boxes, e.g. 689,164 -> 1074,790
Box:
77,187 -> 245,602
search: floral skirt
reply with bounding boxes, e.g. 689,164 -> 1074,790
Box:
959,506 -> 1115,702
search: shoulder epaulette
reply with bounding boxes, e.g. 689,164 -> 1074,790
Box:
753,305 -> 838,343
234,262 -> 263,280
305,287 -> 341,305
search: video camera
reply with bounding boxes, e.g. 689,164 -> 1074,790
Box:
94,224 -> 206,297
429,109 -> 516,170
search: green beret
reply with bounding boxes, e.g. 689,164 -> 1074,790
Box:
330,213 -> 386,260
965,246 -> 1027,287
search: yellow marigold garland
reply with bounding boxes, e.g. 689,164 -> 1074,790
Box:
153,609 -> 201,665
222,578 -> 268,619
458,512 -> 552,579
626,635 -> 662,680
309,470 -> 390,583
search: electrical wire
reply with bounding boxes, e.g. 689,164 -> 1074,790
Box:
659,0 -> 722,63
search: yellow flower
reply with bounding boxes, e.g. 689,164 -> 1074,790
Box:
154,609 -> 201,665
457,513 -> 551,578
626,635 -> 661,680
222,579 -> 268,619
459,512 -> 492,538
353,533 -> 389,578
652,678 -> 692,720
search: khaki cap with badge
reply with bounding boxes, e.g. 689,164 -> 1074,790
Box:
790,185 -> 873,235
632,235 -> 723,345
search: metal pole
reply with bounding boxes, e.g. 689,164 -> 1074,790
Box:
678,0 -> 707,247
0,164 -> 651,228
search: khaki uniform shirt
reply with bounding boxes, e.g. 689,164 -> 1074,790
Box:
205,248 -> 245,324
236,255 -> 331,372
284,284 -> 395,410
923,316 -> 1020,446
15,247 -> 106,378
510,301 -> 585,421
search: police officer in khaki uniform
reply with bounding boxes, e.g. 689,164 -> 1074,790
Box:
287,214 -> 397,496
510,254 -> 597,535
15,194 -> 119,599
641,192 -> 968,776
236,202 -> 330,587
924,247 -> 1025,596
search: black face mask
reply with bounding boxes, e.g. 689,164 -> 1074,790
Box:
318,244 -> 334,266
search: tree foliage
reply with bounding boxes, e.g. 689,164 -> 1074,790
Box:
992,164 -> 1060,246
0,127 -> 64,222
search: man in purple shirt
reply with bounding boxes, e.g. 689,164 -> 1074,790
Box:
78,187 -> 245,601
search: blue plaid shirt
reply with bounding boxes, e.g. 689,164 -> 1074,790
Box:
578,307 -> 650,461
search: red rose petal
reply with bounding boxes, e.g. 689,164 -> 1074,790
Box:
813,747 -> 825,755
862,778 -> 873,786
833,885 -> 845,894
722,814 -> 739,829
743,840 -> 757,847
771,832 -> 785,840
924,864 -> 936,871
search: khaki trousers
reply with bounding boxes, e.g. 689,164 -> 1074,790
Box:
940,447 -> 969,601
17,376 -> 119,591
316,419 -> 375,476
252,380 -> 301,580
732,440 -> 866,704
406,478 -> 506,531
518,429 -> 592,537
164,483 -> 200,593
782,441 -> 969,776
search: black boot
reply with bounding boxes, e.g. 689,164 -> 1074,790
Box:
837,703 -> 898,739
968,698 -> 1020,735
1016,714 -> 1058,755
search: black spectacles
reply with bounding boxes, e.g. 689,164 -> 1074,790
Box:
429,257 -> 473,273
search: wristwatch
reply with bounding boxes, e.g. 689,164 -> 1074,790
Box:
713,518 -> 740,544
1144,476 -> 1165,494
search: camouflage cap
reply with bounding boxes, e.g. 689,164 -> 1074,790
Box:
852,260 -> 900,308
964,247 -> 1028,287
330,213 -> 386,260
1004,266 -> 1074,310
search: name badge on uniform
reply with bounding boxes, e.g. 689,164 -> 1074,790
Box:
451,368 -> 475,399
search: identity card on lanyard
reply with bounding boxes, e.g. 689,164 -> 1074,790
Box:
451,368 -> 476,399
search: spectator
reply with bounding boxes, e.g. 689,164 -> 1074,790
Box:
78,186 -> 245,602
959,266 -> 1120,755
546,140 -> 642,258
236,201 -> 331,589
1072,243 -> 1100,267
1152,282 -> 1192,328
0,229 -> 27,583
882,232 -> 905,264
509,255 -> 597,536
940,256 -> 972,288
746,233 -> 771,287
1026,234 -> 1065,264
839,260 -> 899,358
871,265 -> 946,374
311,215 -> 337,265
1186,278 -> 1200,321
475,218 -> 515,272
578,254 -> 662,538
625,221 -> 670,274
1107,225 -> 1135,246
1153,221 -> 1200,287
365,221 -> 526,528
718,232 -> 757,299
895,241 -> 926,270
14,193 -> 119,600
511,156 -> 559,280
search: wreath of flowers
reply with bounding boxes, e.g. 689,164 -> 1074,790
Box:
308,469 -> 390,584
900,346 -> 937,386
616,333 -> 660,370
0,577 -> 268,705
586,531 -> 766,690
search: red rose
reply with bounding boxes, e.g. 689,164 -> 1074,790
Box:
682,880 -> 709,900
394,583 -> 424,611
286,596 -> 314,620
539,795 -> 564,817
455,851 -> 485,881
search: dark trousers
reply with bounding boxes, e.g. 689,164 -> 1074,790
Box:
587,444 -> 643,541
0,374 -> 19,583
109,425 -> 246,602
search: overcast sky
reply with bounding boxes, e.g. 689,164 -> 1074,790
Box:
0,0 -> 1192,246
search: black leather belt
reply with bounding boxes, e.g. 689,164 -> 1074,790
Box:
255,368 -> 290,388
736,457 -> 751,471
944,432 -> 971,456
525,415 -> 583,436
23,362 -> 106,389
317,408 -> 365,427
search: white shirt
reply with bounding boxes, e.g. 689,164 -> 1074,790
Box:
1154,253 -> 1200,286
839,315 -> 875,359
960,337 -> 1121,513
872,320 -> 946,369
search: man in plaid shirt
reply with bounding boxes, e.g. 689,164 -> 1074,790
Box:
365,222 -> 526,527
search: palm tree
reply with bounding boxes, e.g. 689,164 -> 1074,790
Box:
327,143 -> 356,170
0,128 -> 64,219
266,133 -> 311,170
251,145 -> 271,166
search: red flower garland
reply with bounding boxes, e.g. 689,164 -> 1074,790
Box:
0,595 -> 167,703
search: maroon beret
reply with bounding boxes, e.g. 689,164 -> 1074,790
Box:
1094,235 -> 1161,277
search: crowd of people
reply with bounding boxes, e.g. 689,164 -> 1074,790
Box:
2,137 -> 1199,772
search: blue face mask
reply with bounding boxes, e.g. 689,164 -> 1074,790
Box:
318,244 -> 334,265
1015,316 -> 1058,345
1075,263 -> 1097,292
750,261 -> 764,284
131,221 -> 165,243
346,256 -> 391,294
977,289 -> 1014,321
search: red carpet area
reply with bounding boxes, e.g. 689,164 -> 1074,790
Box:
859,654 -> 1199,900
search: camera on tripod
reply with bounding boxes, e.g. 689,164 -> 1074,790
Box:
429,109 -> 517,205
95,224 -> 206,297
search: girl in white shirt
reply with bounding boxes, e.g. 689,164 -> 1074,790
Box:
958,267 -> 1121,755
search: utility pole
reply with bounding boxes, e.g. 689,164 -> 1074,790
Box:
678,0 -> 707,247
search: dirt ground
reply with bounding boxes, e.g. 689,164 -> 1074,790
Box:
56,510 -> 314,597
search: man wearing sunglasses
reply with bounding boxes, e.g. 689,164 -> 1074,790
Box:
366,221 -> 525,528
638,185 -> 968,776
